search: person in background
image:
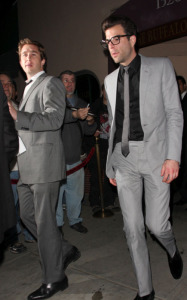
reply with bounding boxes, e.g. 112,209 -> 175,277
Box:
56,70 -> 97,234
0,73 -> 34,254
8,39 -> 80,300
101,15 -> 183,300
88,84 -> 118,213
0,82 -> 18,262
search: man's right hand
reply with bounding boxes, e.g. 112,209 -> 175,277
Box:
72,107 -> 89,120
8,101 -> 17,121
94,130 -> 101,137
109,178 -> 117,186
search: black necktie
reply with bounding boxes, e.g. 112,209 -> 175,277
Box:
121,66 -> 130,157
25,79 -> 32,86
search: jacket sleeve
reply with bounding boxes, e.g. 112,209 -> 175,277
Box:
162,58 -> 183,163
63,103 -> 97,135
81,119 -> 97,136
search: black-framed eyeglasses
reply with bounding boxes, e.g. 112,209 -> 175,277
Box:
100,34 -> 131,49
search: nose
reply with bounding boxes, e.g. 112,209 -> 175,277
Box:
66,81 -> 74,87
108,42 -> 115,51
26,53 -> 31,60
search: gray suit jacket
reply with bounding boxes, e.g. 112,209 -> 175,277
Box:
16,73 -> 66,184
105,55 -> 183,179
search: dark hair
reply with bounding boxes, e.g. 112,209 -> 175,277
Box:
58,70 -> 76,81
18,38 -> 47,71
101,15 -> 137,40
0,72 -> 16,88
0,72 -> 11,80
176,75 -> 186,85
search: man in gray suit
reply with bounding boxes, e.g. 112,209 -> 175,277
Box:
8,38 -> 80,300
100,16 -> 183,300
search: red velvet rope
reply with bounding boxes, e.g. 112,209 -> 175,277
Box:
66,147 -> 95,176
10,147 -> 95,184
11,179 -> 19,184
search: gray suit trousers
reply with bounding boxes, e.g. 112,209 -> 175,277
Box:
112,142 -> 176,296
18,180 -> 72,283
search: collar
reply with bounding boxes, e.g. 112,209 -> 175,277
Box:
119,54 -> 140,76
25,71 -> 45,84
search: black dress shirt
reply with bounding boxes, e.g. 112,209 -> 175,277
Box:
114,54 -> 144,148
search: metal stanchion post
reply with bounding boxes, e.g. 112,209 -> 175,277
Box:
93,136 -> 113,218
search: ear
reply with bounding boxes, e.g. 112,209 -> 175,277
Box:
41,59 -> 45,67
130,35 -> 136,48
19,59 -> 23,68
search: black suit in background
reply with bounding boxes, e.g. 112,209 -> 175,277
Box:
0,82 -> 18,245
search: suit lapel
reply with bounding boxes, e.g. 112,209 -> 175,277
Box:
109,68 -> 119,119
19,74 -> 48,111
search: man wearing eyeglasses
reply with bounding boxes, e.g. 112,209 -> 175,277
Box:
101,15 -> 183,300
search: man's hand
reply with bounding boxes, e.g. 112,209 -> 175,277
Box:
72,108 -> 89,120
86,114 -> 94,125
161,159 -> 179,184
109,178 -> 117,186
8,101 -> 17,121
94,130 -> 101,137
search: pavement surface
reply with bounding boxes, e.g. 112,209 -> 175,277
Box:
0,198 -> 187,300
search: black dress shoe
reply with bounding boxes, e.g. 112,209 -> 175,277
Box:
9,242 -> 27,254
134,290 -> 155,300
70,222 -> 88,233
28,276 -> 68,299
64,246 -> 81,270
168,248 -> 183,279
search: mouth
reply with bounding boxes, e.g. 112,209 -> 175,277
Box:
111,52 -> 118,58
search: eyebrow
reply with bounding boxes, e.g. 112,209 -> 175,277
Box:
21,50 -> 39,54
0,79 -> 12,83
63,77 -> 75,79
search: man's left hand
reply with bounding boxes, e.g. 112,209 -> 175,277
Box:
161,159 -> 179,184
86,114 -> 94,125
8,101 -> 17,121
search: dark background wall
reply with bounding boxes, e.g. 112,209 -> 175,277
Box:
0,0 -> 186,100
0,0 -> 19,78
